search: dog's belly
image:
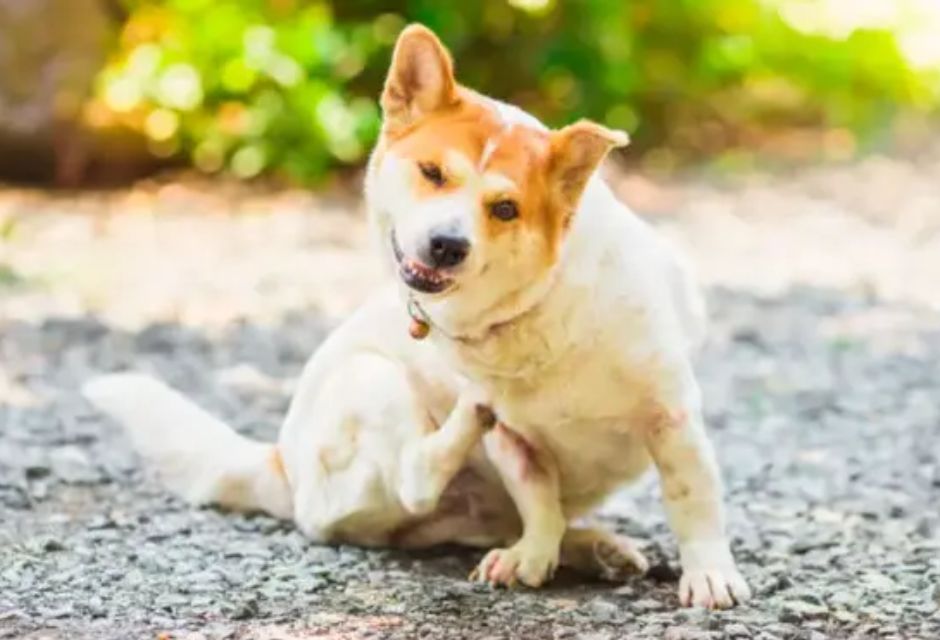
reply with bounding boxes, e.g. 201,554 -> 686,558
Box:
391,461 -> 521,549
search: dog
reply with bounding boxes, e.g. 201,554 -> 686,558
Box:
83,24 -> 750,609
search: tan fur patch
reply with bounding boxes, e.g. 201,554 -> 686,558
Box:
215,474 -> 251,511
664,480 -> 692,501
269,447 -> 287,480
645,404 -> 688,441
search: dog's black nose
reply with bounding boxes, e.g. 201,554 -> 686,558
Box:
425,233 -> 470,269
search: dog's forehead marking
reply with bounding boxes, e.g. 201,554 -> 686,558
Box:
477,97 -> 547,172
481,171 -> 518,194
444,148 -> 476,181
442,148 -> 518,193
479,124 -> 514,170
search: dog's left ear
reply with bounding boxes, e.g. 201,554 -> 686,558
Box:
381,24 -> 457,134
549,120 -> 630,211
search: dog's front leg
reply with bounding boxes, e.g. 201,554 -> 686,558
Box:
643,361 -> 751,609
470,424 -> 566,588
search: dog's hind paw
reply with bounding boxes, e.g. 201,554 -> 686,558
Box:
591,536 -> 650,581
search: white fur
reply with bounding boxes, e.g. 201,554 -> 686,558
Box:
82,374 -> 292,518
83,46 -> 747,607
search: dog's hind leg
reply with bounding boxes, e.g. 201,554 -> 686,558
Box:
559,525 -> 649,581
282,352 -> 419,543
280,352 -> 490,546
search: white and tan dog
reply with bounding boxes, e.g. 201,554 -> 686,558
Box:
84,25 -> 750,609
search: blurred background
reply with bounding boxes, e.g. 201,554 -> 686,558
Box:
1,0 -> 940,185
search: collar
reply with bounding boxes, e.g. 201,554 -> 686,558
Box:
405,269 -> 560,346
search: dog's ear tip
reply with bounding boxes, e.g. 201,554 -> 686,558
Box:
607,129 -> 631,148
390,23 -> 451,69
400,23 -> 433,35
395,23 -> 444,48
569,120 -> 630,148
556,120 -> 631,151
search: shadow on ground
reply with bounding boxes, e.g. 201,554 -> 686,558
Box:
1,286 -> 939,639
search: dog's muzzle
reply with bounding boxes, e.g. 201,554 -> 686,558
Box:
391,231 -> 455,295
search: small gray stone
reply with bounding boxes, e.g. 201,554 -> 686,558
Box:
633,598 -> 666,612
663,627 -> 711,640
790,588 -> 824,605
677,607 -> 710,625
42,538 -> 65,552
50,445 -> 101,484
862,572 -> 899,592
780,600 -> 829,622
587,598 -> 620,622
724,623 -> 750,637
229,598 -> 260,620
764,623 -> 800,638
24,464 -> 51,480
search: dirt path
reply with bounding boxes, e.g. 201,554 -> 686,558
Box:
1,153 -> 939,639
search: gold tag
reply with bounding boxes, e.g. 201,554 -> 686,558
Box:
407,297 -> 430,340
409,317 -> 430,340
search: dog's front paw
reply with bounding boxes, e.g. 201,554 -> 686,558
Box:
678,541 -> 750,609
679,565 -> 750,609
469,542 -> 558,588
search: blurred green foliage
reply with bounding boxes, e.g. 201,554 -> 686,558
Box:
93,0 -> 940,181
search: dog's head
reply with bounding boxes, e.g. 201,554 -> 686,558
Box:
367,25 -> 628,333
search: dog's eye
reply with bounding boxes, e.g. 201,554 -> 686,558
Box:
419,162 -> 445,187
489,199 -> 519,222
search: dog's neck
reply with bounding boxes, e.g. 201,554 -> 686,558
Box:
412,261 -> 562,344
419,268 -> 578,379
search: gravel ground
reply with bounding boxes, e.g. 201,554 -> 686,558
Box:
1,152 -> 939,639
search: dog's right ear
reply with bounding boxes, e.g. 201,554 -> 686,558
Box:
381,24 -> 457,134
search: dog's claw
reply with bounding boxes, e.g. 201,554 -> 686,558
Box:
679,566 -> 751,609
470,544 -> 557,589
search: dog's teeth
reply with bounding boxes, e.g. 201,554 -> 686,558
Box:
401,258 -> 450,289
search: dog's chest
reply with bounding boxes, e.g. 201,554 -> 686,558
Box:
492,361 -> 654,512
470,333 -> 662,511
476,311 -> 657,425
491,357 -> 637,428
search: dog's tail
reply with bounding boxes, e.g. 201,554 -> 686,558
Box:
82,373 -> 293,519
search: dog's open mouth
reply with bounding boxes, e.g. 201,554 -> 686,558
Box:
391,232 -> 454,295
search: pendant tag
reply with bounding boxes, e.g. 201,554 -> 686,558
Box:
409,317 -> 430,340
407,297 -> 430,340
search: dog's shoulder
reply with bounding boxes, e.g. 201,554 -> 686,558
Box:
566,178 -> 707,353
